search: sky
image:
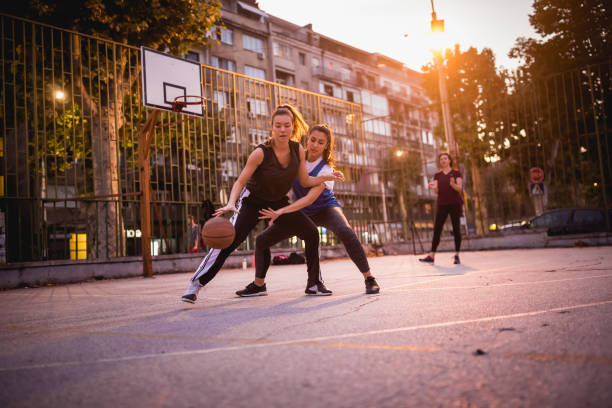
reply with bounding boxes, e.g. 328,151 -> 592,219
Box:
257,0 -> 539,72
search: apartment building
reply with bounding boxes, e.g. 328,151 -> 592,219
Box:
189,0 -> 440,231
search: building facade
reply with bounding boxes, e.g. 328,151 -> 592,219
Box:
188,0 -> 441,242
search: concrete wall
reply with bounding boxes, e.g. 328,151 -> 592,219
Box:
0,231 -> 610,289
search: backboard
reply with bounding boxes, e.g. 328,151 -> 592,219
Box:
141,47 -> 204,117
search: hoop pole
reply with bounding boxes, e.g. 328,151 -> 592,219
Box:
139,109 -> 161,278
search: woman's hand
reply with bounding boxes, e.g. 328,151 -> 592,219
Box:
428,180 -> 437,189
327,170 -> 344,182
213,203 -> 238,217
258,207 -> 282,225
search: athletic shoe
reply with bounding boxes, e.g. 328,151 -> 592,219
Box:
419,255 -> 434,263
453,255 -> 460,265
365,276 -> 380,294
181,279 -> 202,303
305,282 -> 332,296
236,282 -> 267,297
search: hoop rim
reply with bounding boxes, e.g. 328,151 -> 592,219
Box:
173,95 -> 205,105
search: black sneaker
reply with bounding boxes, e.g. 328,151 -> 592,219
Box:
305,282 -> 332,296
236,282 -> 267,297
419,255 -> 434,263
453,255 -> 460,264
365,276 -> 380,294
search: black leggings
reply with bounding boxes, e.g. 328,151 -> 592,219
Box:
255,212 -> 322,286
431,204 -> 462,252
309,206 -> 370,273
192,190 -> 320,287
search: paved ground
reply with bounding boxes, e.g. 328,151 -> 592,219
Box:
1,247 -> 611,407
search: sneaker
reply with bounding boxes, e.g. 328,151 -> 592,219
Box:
181,279 -> 202,303
236,282 -> 267,297
365,276 -> 380,294
453,255 -> 460,264
305,282 -> 332,296
419,255 -> 434,263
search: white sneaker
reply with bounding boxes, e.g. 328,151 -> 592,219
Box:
181,279 -> 202,303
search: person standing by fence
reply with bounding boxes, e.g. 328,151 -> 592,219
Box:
419,153 -> 463,265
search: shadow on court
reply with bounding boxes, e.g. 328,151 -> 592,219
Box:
417,263 -> 476,277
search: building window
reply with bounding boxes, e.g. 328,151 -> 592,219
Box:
217,28 -> 233,45
273,42 -> 292,58
243,34 -> 264,53
299,52 -> 306,65
245,65 -> 266,80
323,84 -> 334,97
247,97 -> 268,116
275,70 -> 295,87
211,56 -> 236,72
185,51 -> 200,62
312,57 -> 320,67
346,91 -> 354,102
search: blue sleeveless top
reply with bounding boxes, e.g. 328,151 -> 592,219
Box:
292,159 -> 341,216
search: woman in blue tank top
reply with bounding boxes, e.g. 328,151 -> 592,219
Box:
258,124 -> 380,295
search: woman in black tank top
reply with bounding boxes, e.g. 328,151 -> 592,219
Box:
181,105 -> 344,303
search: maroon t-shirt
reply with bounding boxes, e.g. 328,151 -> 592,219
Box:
434,169 -> 463,205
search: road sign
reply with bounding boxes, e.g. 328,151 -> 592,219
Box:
141,47 -> 204,116
530,167 -> 544,183
529,182 -> 545,196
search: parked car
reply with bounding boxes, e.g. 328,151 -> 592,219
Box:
527,208 -> 611,235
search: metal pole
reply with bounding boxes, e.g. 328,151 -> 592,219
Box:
139,109 -> 160,278
436,56 -> 458,159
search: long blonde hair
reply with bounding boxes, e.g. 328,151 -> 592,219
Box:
269,104 -> 309,143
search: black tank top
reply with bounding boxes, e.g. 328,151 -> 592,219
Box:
246,140 -> 300,202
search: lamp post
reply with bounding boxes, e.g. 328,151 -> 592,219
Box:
430,0 -> 458,160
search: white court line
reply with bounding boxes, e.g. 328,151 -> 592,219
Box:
1,299 -> 610,372
386,274 -> 612,292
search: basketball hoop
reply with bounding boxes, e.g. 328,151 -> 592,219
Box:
171,95 -> 205,113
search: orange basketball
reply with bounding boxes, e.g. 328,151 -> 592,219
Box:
202,217 -> 235,249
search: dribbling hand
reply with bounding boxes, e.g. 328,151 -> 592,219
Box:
213,203 -> 238,217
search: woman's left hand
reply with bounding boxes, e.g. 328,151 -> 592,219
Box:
258,208 -> 282,225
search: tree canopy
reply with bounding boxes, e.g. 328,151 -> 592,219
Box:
1,0 -> 222,54
510,0 -> 611,77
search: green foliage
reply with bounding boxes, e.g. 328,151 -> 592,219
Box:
1,0 -> 222,54
510,0 -> 611,77
421,45 -> 508,166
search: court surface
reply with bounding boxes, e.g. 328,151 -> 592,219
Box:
1,247 -> 611,407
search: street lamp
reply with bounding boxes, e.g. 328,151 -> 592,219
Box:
430,0 -> 458,160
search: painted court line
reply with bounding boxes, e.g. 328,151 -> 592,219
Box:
1,299 -> 610,372
386,274 -> 612,292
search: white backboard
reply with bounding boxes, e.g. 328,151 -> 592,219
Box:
141,47 -> 204,117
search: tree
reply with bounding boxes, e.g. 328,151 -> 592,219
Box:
510,0 -> 611,77
1,1 -> 222,258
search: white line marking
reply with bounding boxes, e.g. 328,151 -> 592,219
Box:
387,274 -> 612,292
1,299 -> 610,372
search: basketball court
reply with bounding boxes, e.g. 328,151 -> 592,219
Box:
1,247 -> 611,407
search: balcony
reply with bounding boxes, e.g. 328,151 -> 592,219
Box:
312,66 -> 358,85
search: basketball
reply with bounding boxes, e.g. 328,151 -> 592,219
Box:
202,217 -> 235,249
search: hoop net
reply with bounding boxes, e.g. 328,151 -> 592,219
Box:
172,95 -> 205,113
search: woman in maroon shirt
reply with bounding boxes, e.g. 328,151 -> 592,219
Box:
419,153 -> 463,264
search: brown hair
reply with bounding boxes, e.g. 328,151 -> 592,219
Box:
307,124 -> 336,168
438,152 -> 454,168
269,104 -> 309,143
